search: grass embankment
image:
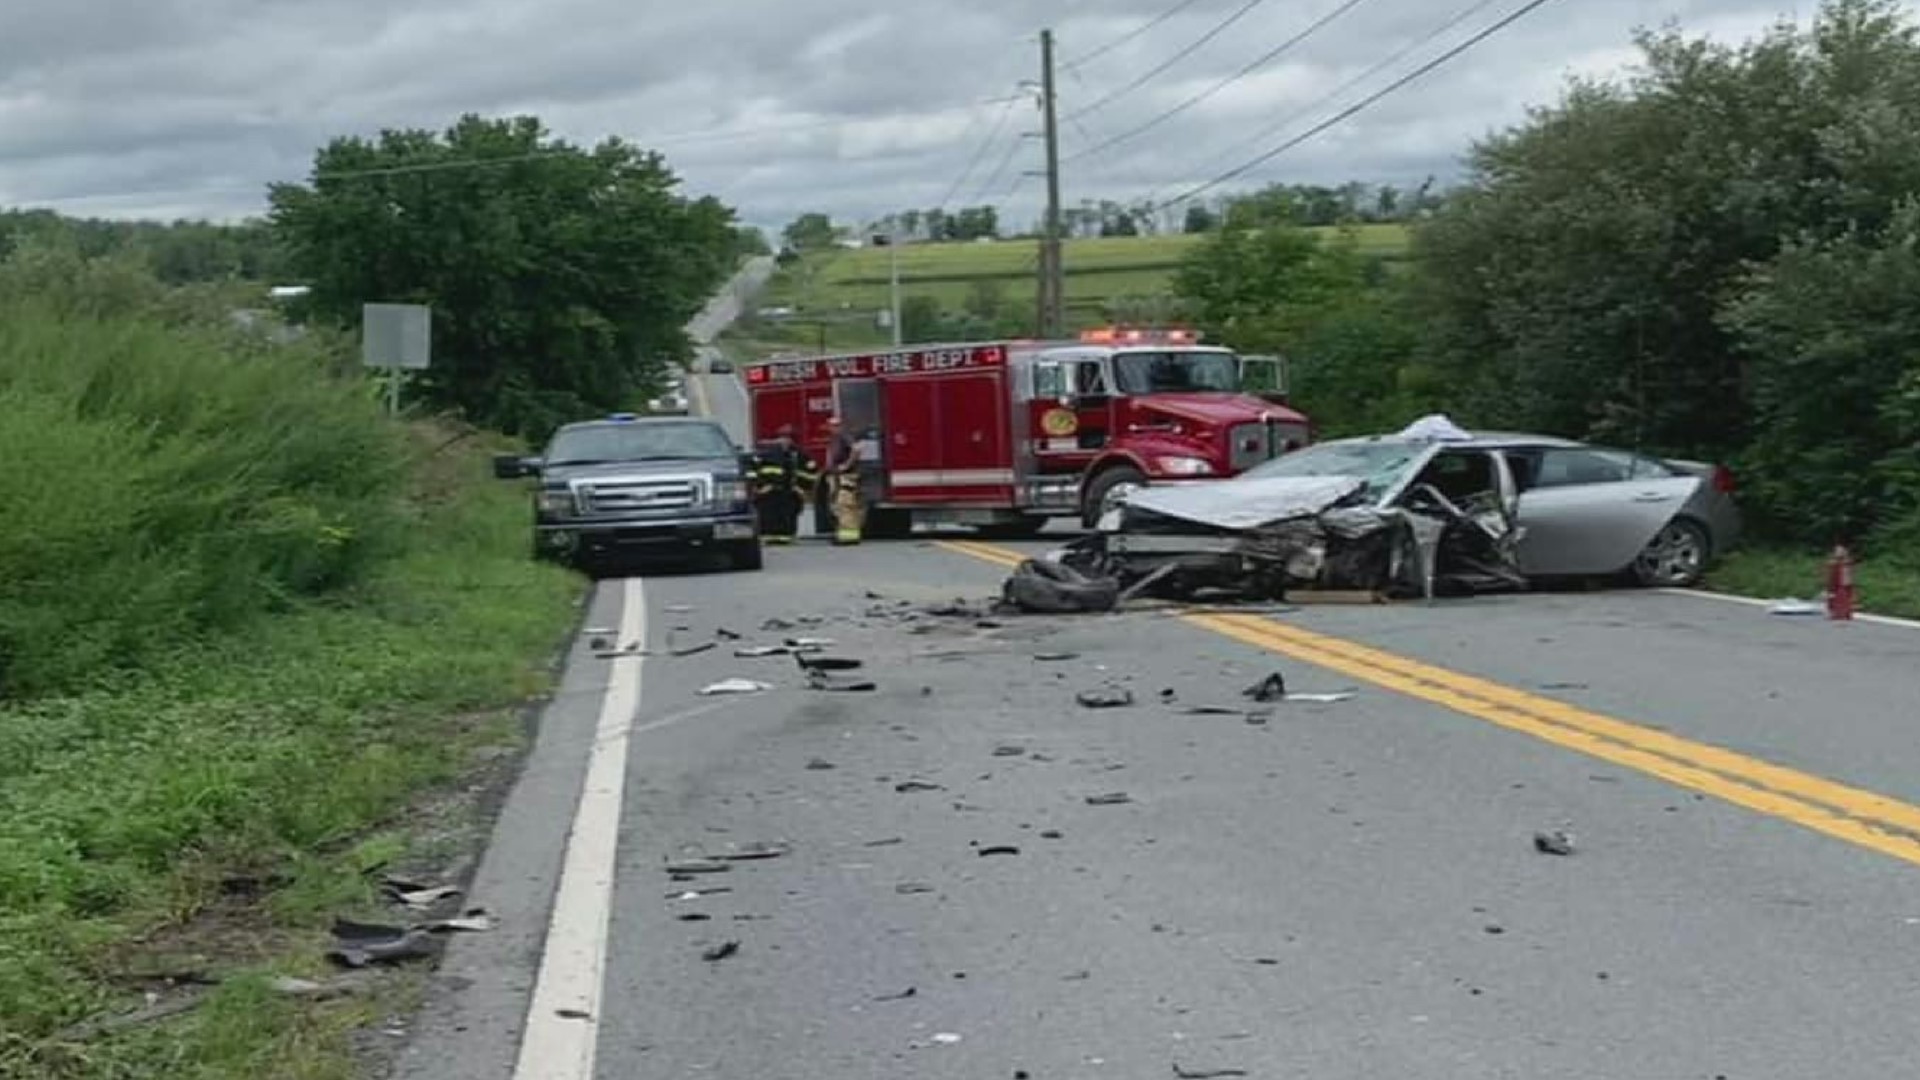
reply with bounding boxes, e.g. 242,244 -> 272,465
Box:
738,226 -> 1410,352
1709,548 -> 1920,620
0,303 -> 580,1077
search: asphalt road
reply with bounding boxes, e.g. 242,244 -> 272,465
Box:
390,522 -> 1920,1080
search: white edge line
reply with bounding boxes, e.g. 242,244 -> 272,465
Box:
1657,586 -> 1920,631
512,576 -> 645,1080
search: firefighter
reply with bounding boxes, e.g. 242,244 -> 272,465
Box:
821,414 -> 863,545
749,424 -> 814,544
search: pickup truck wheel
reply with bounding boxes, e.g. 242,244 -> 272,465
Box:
729,540 -> 765,571
1081,466 -> 1146,529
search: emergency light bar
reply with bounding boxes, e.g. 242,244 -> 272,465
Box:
1078,326 -> 1203,345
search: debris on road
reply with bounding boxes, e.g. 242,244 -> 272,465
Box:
668,887 -> 733,900
700,940 -> 740,963
806,757 -> 837,770
930,1032 -> 963,1045
423,910 -> 496,933
584,628 -> 615,650
1084,792 -> 1133,806
894,779 -> 945,793
1034,651 -> 1080,662
785,636 -> 835,649
715,627 -> 742,640
1287,692 -> 1356,704
873,987 -> 917,1002
977,844 -> 1021,857
1533,830 -> 1576,856
1244,673 -> 1288,703
1174,1064 -> 1249,1079
716,843 -> 790,862
1768,597 -> 1823,616
993,744 -> 1027,757
670,641 -> 717,657
698,678 -> 771,695
761,617 -> 796,631
863,837 -> 904,847
895,882 -> 936,895
664,859 -> 733,875
665,604 -> 693,614
1002,558 -> 1121,614
806,669 -> 876,691
1076,687 -> 1135,709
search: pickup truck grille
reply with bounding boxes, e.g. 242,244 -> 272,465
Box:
572,475 -> 707,514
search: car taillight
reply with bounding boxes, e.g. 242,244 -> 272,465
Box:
1712,465 -> 1736,494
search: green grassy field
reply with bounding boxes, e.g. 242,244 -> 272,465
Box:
747,225 -> 1410,348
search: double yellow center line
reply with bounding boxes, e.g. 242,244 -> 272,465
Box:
937,539 -> 1920,870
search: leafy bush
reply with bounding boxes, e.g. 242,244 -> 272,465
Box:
0,288 -> 406,698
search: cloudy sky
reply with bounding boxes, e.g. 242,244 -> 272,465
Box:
0,0 -> 1882,234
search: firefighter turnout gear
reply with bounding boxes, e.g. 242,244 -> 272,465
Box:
749,437 -> 816,544
823,424 -> 863,545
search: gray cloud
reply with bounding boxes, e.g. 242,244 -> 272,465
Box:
0,0 -> 1893,232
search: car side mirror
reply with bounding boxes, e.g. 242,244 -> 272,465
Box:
493,454 -> 537,479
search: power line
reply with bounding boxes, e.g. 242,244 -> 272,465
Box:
1063,0 -> 1209,68
935,92 -> 1025,213
1065,0 -> 1271,120
1064,0 -> 1376,163
972,126 -> 1033,205
1148,0 -> 1546,210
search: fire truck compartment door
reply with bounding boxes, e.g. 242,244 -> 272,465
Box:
883,372 -> 1012,500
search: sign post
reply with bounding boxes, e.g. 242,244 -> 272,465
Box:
361,303 -> 432,415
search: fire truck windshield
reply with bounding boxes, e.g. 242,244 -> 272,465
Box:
1110,350 -> 1240,395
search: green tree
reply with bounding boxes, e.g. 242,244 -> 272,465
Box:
1174,220 -> 1421,434
269,114 -> 738,436
781,212 -> 837,252
1182,204 -> 1218,233
733,225 -> 772,257
963,278 -> 1005,322
1412,0 -> 1920,537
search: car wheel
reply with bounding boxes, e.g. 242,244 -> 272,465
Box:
729,539 -> 764,571
1081,466 -> 1146,529
1631,518 -> 1710,587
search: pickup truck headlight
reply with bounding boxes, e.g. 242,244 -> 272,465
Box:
1155,456 -> 1215,477
712,478 -> 750,505
535,490 -> 574,513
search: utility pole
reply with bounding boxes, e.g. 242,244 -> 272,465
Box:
1037,28 -> 1065,339
888,215 -> 903,347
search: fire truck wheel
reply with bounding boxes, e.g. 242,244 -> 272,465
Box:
1081,465 -> 1147,529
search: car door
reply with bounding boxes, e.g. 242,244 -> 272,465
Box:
1504,446 -> 1700,575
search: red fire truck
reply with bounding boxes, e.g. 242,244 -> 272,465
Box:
742,327 -> 1311,538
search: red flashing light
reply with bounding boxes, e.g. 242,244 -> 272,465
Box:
1077,326 -> 1204,345
1712,464 -> 1736,494
745,366 -> 768,384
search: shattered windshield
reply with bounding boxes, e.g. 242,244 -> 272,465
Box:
545,421 -> 734,465
1110,350 -> 1240,394
1239,440 -> 1424,492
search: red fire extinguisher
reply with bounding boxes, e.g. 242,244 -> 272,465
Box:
1826,544 -> 1856,621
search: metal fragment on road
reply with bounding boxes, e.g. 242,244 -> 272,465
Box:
895,882 -> 936,894
664,859 -> 732,875
894,779 -> 945,793
700,940 -> 740,962
665,604 -> 693,614
1085,792 -> 1133,806
1174,1065 -> 1250,1078
977,844 -> 1021,857
1533,830 -> 1576,856
670,641 -> 717,657
993,744 -> 1027,757
1076,687 -> 1135,709
1034,651 -> 1080,662
873,987 -> 917,1001
699,678 -> 771,695
806,757 -> 837,770
807,670 -> 876,692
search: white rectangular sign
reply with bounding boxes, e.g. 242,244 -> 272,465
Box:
362,303 -> 432,370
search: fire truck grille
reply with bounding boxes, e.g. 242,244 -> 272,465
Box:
1229,423 -> 1272,471
575,476 -> 705,514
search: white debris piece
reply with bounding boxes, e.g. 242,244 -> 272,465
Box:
699,678 -> 771,695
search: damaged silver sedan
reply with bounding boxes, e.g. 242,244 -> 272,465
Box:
1049,423 -> 1741,602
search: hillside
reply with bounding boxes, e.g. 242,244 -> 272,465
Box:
740,225 -> 1409,351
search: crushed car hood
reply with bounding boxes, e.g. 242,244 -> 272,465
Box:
1118,475 -> 1365,532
